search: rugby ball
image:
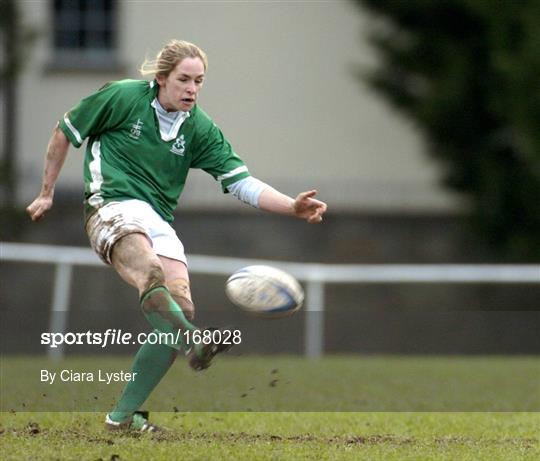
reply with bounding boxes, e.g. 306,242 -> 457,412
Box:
225,265 -> 304,318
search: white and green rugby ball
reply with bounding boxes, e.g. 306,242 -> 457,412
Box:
225,265 -> 304,318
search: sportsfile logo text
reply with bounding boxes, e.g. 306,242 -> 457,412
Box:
42,329 -> 145,348
40,329 -> 241,348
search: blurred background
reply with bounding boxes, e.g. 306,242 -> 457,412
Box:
1,0 -> 539,356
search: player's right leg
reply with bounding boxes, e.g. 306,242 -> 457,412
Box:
158,255 -> 232,370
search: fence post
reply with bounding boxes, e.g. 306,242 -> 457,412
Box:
304,279 -> 324,359
47,262 -> 73,361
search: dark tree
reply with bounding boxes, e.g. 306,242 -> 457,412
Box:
356,0 -> 540,259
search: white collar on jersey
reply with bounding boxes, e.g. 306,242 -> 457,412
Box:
151,98 -> 190,142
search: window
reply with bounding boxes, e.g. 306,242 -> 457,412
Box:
50,0 -> 119,71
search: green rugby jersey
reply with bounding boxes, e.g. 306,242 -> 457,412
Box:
58,79 -> 250,222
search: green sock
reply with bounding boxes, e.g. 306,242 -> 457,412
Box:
109,340 -> 176,422
140,285 -> 198,352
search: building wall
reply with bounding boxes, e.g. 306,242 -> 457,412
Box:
17,0 -> 462,212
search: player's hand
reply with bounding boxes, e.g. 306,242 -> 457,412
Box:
26,195 -> 53,221
293,190 -> 327,224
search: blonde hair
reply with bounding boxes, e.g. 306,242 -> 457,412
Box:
140,39 -> 208,78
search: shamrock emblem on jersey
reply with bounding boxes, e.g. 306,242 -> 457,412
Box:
170,134 -> 186,156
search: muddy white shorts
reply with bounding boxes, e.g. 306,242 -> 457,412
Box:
85,199 -> 187,266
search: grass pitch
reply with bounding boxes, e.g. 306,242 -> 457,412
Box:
1,355 -> 539,460
1,411 -> 538,460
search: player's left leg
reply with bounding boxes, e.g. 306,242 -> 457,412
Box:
106,342 -> 177,431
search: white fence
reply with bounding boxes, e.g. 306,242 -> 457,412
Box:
2,242 -> 539,359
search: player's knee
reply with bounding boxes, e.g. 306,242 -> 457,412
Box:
167,278 -> 195,320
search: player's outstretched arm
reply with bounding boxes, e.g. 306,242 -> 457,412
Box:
26,126 -> 70,221
258,187 -> 327,224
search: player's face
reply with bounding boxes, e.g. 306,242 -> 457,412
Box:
157,57 -> 205,112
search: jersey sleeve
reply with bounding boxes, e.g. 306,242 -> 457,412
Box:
58,81 -> 126,148
191,120 -> 251,192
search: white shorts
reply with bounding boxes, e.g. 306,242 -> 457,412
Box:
85,199 -> 187,266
